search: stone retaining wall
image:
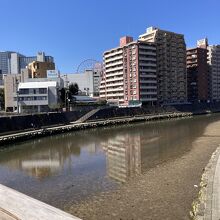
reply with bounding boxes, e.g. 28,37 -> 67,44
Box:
0,109 -> 92,135
0,112 -> 192,147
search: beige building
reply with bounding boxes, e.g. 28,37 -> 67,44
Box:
4,74 -> 21,112
207,45 -> 220,102
4,69 -> 29,111
28,61 -> 55,78
139,27 -> 187,104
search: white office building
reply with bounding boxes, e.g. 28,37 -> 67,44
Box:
62,70 -> 101,97
18,81 -> 61,113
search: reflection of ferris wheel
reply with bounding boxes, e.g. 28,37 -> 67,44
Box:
76,59 -> 102,74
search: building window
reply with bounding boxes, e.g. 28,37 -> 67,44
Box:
39,88 -> 47,94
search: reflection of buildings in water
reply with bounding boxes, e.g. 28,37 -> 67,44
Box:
0,135 -> 102,179
103,134 -> 141,183
0,139 -> 81,179
21,159 -> 61,179
85,143 -> 102,154
21,149 -> 66,179
2,149 -> 65,179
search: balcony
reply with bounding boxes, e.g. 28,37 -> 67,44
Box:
139,62 -> 156,67
106,77 -> 124,83
140,86 -> 157,89
105,51 -> 123,59
106,71 -> 124,78
106,87 -> 124,92
106,93 -> 124,97
139,57 -> 156,62
140,91 -> 157,95
105,60 -> 123,68
106,81 -> 124,87
106,66 -> 123,73
139,51 -> 156,56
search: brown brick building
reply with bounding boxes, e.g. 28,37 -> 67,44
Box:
28,61 -> 55,78
187,39 -> 209,103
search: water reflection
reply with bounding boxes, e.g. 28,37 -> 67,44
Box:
102,134 -> 141,183
0,116 -> 216,181
0,137 -> 82,179
0,114 -> 220,209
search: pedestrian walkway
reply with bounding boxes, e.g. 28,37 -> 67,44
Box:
0,184 -> 81,220
192,147 -> 220,220
207,147 -> 220,219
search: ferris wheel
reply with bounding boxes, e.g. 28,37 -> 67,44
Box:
76,59 -> 103,74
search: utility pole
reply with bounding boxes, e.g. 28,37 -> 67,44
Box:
16,78 -> 19,114
65,88 -> 70,111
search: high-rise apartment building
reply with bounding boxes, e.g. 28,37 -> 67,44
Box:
100,36 -> 157,106
208,45 -> 220,102
187,39 -> 209,102
139,27 -> 187,104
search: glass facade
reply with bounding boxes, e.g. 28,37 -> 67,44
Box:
0,52 -> 54,77
0,51 -> 14,75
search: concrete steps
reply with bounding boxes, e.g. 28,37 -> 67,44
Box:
74,109 -> 99,123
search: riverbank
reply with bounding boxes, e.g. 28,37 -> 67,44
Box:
0,112 -> 192,146
191,146 -> 220,219
67,119 -> 220,220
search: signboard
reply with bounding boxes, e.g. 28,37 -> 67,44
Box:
47,70 -> 59,78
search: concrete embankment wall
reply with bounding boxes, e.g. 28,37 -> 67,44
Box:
1,104 -> 220,136
0,112 -> 192,146
0,106 -> 172,135
0,108 -> 93,135
1,103 -> 220,146
87,106 -> 174,121
87,104 -> 220,122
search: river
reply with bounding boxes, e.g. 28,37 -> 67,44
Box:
1,114 -> 220,219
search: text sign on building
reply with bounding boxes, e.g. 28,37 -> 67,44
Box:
47,70 -> 59,78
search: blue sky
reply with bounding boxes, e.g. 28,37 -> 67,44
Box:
0,0 -> 219,73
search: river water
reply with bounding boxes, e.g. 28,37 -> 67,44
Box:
0,114 -> 220,212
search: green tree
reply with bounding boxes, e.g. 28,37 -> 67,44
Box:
69,83 -> 79,96
0,88 -> 4,110
59,87 -> 72,107
59,88 -> 66,104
